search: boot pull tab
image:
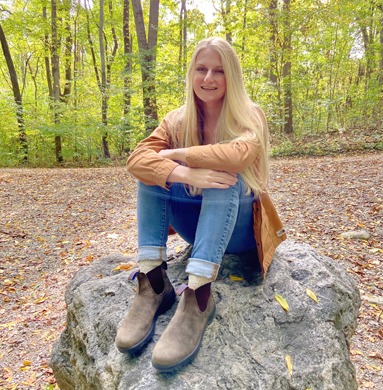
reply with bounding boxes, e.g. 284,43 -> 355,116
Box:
176,284 -> 188,296
128,270 -> 139,281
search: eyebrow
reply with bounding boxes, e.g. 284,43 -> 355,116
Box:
195,63 -> 223,68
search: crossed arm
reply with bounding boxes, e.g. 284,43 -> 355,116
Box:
158,148 -> 238,189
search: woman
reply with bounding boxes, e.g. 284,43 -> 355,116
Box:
115,37 -> 286,372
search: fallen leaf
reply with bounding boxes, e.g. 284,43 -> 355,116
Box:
113,261 -> 137,272
229,275 -> 244,281
306,288 -> 319,303
93,274 -> 103,278
175,245 -> 183,254
368,352 -> 383,361
34,296 -> 49,304
275,294 -> 289,311
351,350 -> 364,356
285,355 -> 293,375
23,360 -> 31,366
362,381 -> 375,388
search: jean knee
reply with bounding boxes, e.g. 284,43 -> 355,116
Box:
202,175 -> 246,199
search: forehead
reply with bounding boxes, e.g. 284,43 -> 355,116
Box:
195,47 -> 223,66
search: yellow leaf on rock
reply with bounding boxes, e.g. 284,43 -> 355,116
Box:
350,350 -> 363,356
113,261 -> 136,272
229,275 -> 244,281
306,288 -> 319,303
175,245 -> 183,254
285,355 -> 293,375
23,360 -> 31,366
275,294 -> 289,311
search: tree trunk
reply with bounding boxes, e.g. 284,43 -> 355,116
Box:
52,0 -> 63,162
99,0 -> 110,158
0,22 -> 28,161
131,0 -> 159,135
377,5 -> 383,89
62,0 -> 72,103
43,4 -> 53,99
123,0 -> 132,116
282,0 -> 293,134
85,0 -> 101,91
269,0 -> 278,86
178,0 -> 187,73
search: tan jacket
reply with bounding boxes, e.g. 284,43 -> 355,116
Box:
127,107 -> 287,278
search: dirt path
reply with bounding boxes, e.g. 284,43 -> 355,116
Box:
0,153 -> 382,389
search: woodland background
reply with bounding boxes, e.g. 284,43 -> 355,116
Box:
1,0 -> 383,167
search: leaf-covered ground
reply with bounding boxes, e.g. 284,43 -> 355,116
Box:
0,153 -> 382,389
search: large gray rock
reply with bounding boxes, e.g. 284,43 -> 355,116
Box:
51,240 -> 360,390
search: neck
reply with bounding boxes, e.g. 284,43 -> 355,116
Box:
202,101 -> 223,123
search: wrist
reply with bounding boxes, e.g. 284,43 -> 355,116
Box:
167,165 -> 190,184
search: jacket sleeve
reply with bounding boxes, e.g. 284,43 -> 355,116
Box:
185,140 -> 260,173
126,119 -> 179,189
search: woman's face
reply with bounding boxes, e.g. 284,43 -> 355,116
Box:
193,47 -> 226,108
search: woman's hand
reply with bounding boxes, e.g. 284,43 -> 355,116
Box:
167,166 -> 237,189
158,148 -> 187,163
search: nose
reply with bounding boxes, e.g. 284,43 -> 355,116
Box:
204,70 -> 214,83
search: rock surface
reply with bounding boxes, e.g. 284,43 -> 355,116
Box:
51,240 -> 360,390
340,230 -> 371,240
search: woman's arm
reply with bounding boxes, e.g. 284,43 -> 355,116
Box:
166,165 -> 237,189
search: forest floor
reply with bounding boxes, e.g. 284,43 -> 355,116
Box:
0,153 -> 382,390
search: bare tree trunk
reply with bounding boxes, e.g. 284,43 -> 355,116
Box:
123,0 -> 132,116
131,0 -> 159,135
178,0 -> 187,101
62,0 -> 72,103
85,0 -> 101,91
43,4 -> 53,100
52,0 -> 63,162
0,22 -> 28,160
282,0 -> 293,134
221,0 -> 232,44
269,0 -> 278,86
28,59 -> 39,113
99,0 -> 110,158
123,0 -> 132,154
377,5 -> 383,89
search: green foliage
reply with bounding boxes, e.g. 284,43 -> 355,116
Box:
0,0 -> 383,166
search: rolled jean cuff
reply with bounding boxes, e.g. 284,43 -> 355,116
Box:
137,246 -> 167,262
186,258 -> 220,281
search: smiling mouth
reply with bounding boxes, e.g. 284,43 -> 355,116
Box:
201,87 -> 217,90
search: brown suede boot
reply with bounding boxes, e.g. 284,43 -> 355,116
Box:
115,262 -> 175,353
151,283 -> 216,372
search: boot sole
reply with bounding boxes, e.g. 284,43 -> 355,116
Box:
152,301 -> 216,372
116,288 -> 176,354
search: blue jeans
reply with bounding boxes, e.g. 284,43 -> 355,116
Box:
137,176 -> 257,280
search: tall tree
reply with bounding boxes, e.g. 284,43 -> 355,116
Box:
51,0 -> 63,162
0,22 -> 27,160
282,0 -> 293,134
99,0 -> 110,158
43,3 -> 53,100
123,0 -> 132,116
131,0 -> 159,134
179,0 -> 187,74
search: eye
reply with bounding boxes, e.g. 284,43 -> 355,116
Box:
215,69 -> 224,74
196,67 -> 207,72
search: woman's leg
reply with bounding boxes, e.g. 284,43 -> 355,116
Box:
152,177 -> 256,371
185,176 -> 256,281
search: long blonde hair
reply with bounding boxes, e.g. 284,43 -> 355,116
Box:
169,37 -> 269,196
